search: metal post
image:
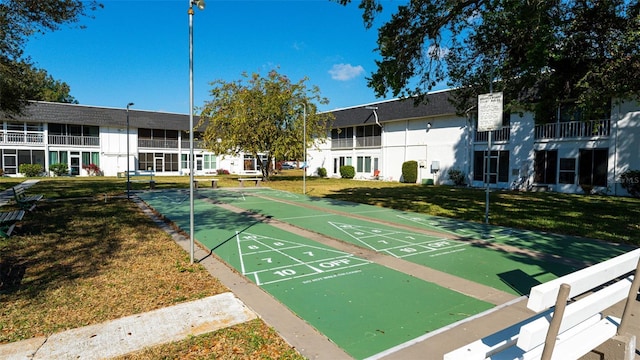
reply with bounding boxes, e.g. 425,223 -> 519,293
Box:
188,2 -> 195,264
485,131 -> 491,224
126,102 -> 134,199
303,102 -> 306,195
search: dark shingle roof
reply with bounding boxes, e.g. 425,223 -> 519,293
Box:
329,90 -> 457,128
4,102 -> 196,131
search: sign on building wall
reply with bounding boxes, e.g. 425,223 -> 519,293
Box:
477,92 -> 504,131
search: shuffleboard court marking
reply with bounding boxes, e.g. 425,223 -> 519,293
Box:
236,231 -> 372,286
329,221 -> 468,259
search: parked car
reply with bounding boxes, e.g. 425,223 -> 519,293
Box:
280,163 -> 295,170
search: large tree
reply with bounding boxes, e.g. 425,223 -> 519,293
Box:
198,70 -> 334,179
0,0 -> 100,114
339,0 -> 640,118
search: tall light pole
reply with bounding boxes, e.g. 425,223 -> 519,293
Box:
188,0 -> 205,264
302,102 -> 307,195
126,102 -> 134,199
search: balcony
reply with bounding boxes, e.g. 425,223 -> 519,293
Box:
48,134 -> 99,146
535,119 -> 611,140
475,126 -> 511,143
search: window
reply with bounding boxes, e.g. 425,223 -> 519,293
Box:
139,153 -> 154,171
473,150 -> 509,183
81,152 -> 100,167
534,150 -> 558,184
203,154 -> 216,170
559,158 -> 576,184
165,154 -> 178,172
356,156 -> 372,172
579,148 -> 608,186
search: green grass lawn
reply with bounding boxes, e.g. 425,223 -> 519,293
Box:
0,174 -> 637,358
2,173 -> 638,245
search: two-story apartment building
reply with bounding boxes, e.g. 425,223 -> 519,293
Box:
306,90 -> 640,197
0,102 -> 225,177
2,91 -> 639,197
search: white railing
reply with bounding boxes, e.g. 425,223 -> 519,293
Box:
355,135 -> 381,147
3,131 -> 45,144
535,119 -> 611,140
180,140 -> 205,149
331,138 -> 353,149
475,126 -> 511,143
138,139 -> 179,148
48,135 -> 99,146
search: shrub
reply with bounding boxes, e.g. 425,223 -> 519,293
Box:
50,163 -> 69,176
620,170 -> 640,198
401,160 -> 418,183
19,163 -> 44,177
216,168 -> 230,175
448,169 -> 466,186
339,165 -> 355,179
317,167 -> 327,178
82,163 -> 102,176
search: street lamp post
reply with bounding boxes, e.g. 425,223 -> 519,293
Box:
302,102 -> 306,195
188,0 -> 205,264
126,102 -> 134,199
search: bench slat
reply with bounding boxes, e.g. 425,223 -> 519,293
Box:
517,276 -> 632,351
527,248 -> 640,312
443,311 -> 553,360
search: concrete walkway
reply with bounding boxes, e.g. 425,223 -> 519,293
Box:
0,293 -> 256,360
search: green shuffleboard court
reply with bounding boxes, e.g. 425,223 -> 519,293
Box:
198,189 -> 589,296
138,190 -> 494,359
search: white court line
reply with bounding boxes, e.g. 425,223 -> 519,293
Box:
253,238 -> 325,273
280,213 -> 337,221
236,231 -> 247,275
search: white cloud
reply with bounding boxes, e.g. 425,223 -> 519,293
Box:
328,63 -> 365,81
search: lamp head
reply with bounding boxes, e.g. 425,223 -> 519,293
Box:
127,102 -> 134,107
192,0 -> 205,10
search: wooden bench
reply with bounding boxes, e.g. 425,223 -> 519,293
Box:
444,248 -> 640,360
238,178 -> 262,187
194,178 -> 219,189
0,210 -> 25,238
12,186 -> 43,211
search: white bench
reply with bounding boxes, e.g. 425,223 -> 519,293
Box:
238,178 -> 262,187
445,248 -> 640,360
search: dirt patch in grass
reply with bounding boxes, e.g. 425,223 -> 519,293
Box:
116,319 -> 304,360
0,197 -> 302,359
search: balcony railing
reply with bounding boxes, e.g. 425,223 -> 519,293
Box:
331,138 -> 354,149
180,140 -> 205,149
138,139 -> 179,149
2,131 -> 45,144
48,134 -> 99,146
475,126 -> 511,143
535,119 -> 611,140
355,135 -> 381,147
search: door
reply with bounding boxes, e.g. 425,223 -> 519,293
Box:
70,152 -> 80,175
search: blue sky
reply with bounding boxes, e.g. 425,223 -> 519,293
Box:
24,0 -> 418,114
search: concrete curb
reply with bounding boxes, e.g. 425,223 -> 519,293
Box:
0,293 -> 256,360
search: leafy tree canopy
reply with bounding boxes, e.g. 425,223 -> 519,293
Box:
0,0 -> 100,114
198,70 -> 334,179
338,0 -> 640,119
